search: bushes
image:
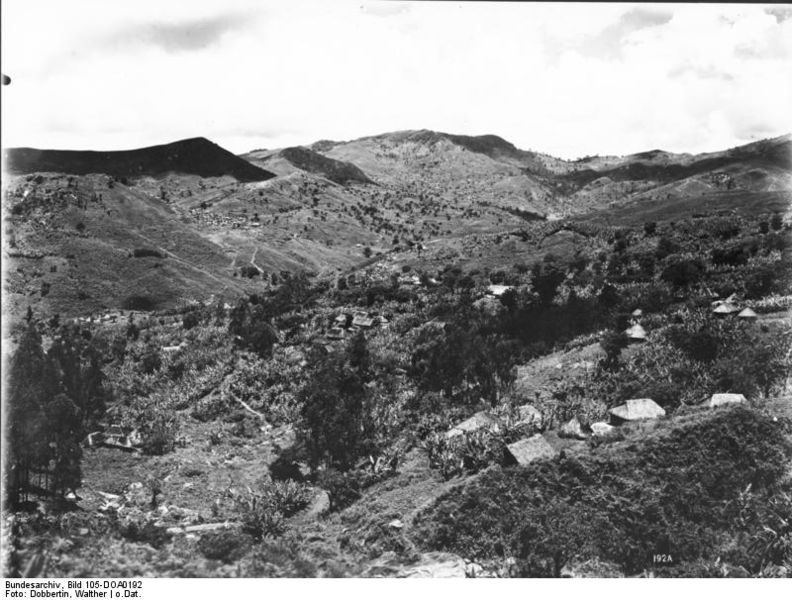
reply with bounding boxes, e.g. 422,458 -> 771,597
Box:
197,530 -> 252,563
132,248 -> 165,259
422,430 -> 506,480
139,411 -> 180,455
412,407 -> 792,576
239,265 -> 259,279
661,257 -> 705,288
229,480 -> 312,540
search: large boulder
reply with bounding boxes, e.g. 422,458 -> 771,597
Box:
609,398 -> 665,425
708,393 -> 747,408
505,435 -> 558,466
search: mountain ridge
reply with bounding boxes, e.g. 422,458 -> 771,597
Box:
4,137 -> 276,182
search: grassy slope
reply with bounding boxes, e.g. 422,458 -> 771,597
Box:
410,404 -> 792,576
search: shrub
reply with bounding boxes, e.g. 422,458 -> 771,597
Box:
197,530 -> 253,563
423,430 -> 506,480
182,312 -> 200,330
661,258 -> 705,288
132,248 -> 165,259
140,411 -> 179,455
239,265 -> 259,279
230,480 -> 312,540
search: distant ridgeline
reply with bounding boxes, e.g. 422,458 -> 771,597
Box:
4,137 -> 277,182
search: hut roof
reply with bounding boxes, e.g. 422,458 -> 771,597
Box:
609,398 -> 666,422
351,314 -> 375,328
327,327 -> 346,339
625,324 -> 647,340
737,307 -> 757,319
447,411 -> 502,438
506,435 -> 558,466
631,308 -> 643,317
487,284 -> 513,297
713,303 -> 739,315
708,393 -> 747,408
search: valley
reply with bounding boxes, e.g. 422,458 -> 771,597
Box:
2,130 -> 791,578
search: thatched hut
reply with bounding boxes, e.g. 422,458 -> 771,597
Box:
737,307 -> 757,321
486,284 -> 513,297
625,323 -> 647,342
712,303 -> 739,317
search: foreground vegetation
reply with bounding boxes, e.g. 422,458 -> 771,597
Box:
3,201 -> 791,577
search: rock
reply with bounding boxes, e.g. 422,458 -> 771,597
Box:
365,552 -> 468,578
590,422 -> 618,439
388,519 -> 404,529
514,404 -> 543,428
559,417 -> 588,440
506,435 -> 558,465
303,490 -> 331,518
708,393 -> 747,408
125,482 -> 153,508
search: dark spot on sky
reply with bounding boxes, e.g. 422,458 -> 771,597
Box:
2,74 -> 10,85
765,6 -> 792,24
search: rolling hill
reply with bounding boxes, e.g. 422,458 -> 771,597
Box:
242,146 -> 373,184
4,137 -> 276,182
3,131 -> 790,324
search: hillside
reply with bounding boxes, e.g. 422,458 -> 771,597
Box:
3,132 -> 791,327
4,137 -> 277,182
3,126 -> 792,579
242,146 -> 373,184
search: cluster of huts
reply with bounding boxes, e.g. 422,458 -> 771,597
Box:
326,311 -> 389,340
711,294 -> 758,320
85,424 -> 142,452
445,392 -> 748,467
623,295 -> 759,344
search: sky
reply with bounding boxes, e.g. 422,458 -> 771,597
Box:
2,1 -> 791,159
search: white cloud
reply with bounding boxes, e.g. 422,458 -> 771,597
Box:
2,1 -> 790,158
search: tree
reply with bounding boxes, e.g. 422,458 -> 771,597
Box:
48,324 -> 109,424
228,299 -> 279,358
661,258 -> 705,288
299,333 -> 374,470
4,324 -> 86,506
770,213 -> 783,231
531,262 -> 565,306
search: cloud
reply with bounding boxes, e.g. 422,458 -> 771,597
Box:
2,2 -> 790,159
765,6 -> 792,24
106,12 -> 255,53
577,7 -> 673,60
668,63 -> 734,82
